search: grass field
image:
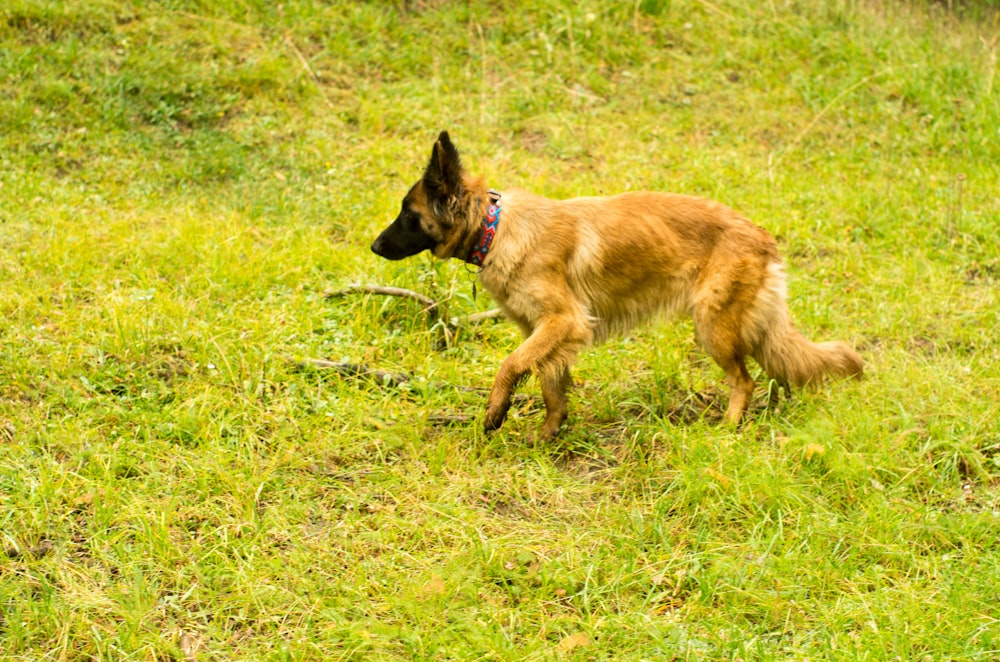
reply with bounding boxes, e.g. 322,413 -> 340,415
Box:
2,0 -> 999,659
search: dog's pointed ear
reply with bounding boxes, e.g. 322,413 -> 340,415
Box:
423,131 -> 463,201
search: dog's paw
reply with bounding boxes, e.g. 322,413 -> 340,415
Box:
533,423 -> 561,444
483,405 -> 508,432
524,429 -> 552,448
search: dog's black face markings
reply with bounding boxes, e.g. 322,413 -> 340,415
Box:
372,131 -> 462,262
370,200 -> 436,260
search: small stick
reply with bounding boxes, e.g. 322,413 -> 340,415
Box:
292,357 -> 412,387
325,284 -> 440,321
462,308 -> 504,324
289,358 -> 541,404
327,284 -> 503,326
427,413 -> 474,426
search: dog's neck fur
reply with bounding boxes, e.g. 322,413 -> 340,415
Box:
443,176 -> 500,264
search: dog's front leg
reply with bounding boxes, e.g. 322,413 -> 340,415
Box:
483,354 -> 524,432
484,313 -> 590,437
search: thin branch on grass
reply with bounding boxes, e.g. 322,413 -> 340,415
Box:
291,355 -> 542,430
289,358 -> 542,408
426,413 -> 474,426
326,283 -> 504,327
461,307 -> 504,324
291,357 -> 413,387
326,284 -> 441,321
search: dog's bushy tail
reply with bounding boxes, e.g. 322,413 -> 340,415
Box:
754,320 -> 863,388
749,265 -> 863,389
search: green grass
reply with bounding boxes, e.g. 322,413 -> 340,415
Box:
2,0 -> 999,659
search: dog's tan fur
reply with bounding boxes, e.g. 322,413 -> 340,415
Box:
372,132 -> 863,440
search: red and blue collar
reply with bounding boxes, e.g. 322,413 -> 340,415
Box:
466,189 -> 501,267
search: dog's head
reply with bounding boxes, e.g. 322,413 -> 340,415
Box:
371,131 -> 471,261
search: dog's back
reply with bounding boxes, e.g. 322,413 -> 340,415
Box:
482,190 -> 779,340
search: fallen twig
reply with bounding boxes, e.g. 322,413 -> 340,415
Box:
460,308 -> 504,324
326,283 -> 505,328
292,357 -> 412,387
290,356 -> 545,431
325,284 -> 441,321
288,358 -> 541,405
426,413 -> 474,426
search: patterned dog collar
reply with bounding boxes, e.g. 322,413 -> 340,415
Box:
466,189 -> 501,267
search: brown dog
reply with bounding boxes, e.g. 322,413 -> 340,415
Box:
372,131 -> 862,440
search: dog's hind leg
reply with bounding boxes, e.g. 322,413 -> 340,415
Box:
693,291 -> 756,424
484,312 -> 590,436
716,354 -> 754,424
698,325 -> 754,423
